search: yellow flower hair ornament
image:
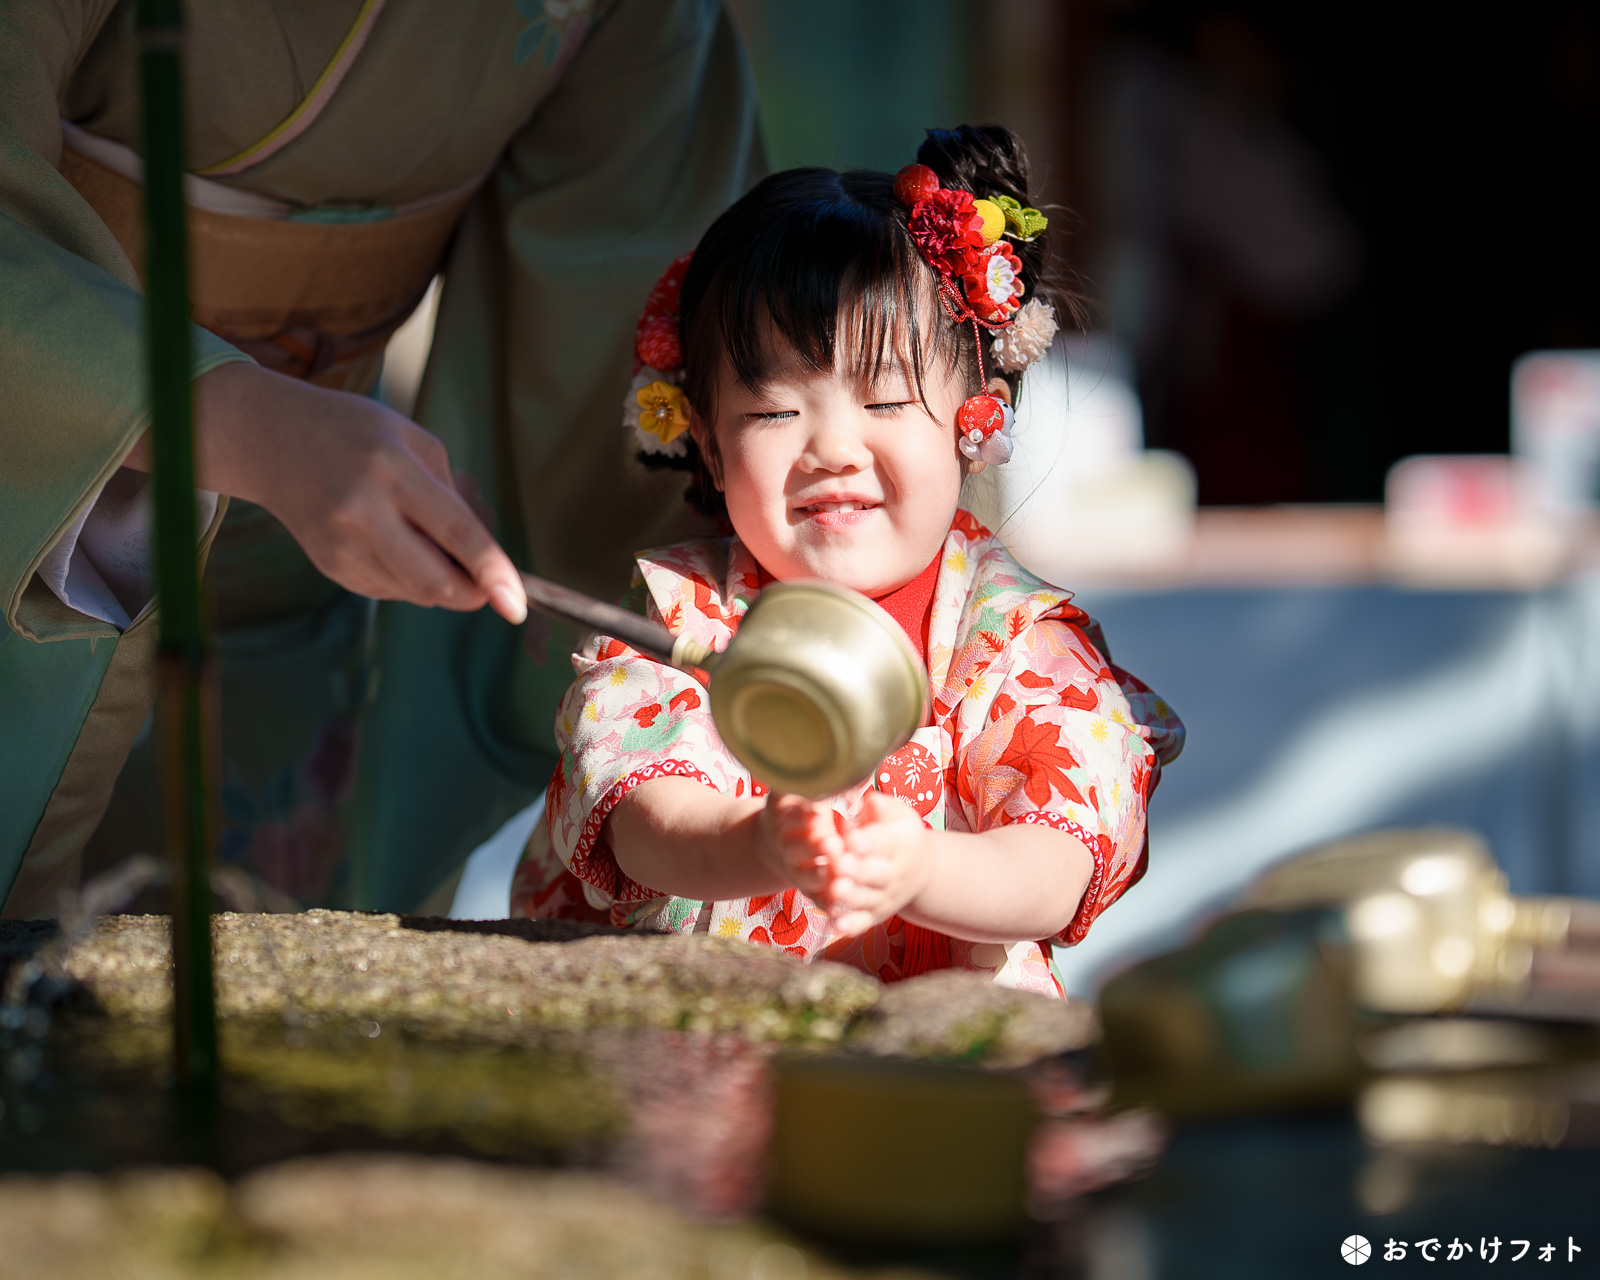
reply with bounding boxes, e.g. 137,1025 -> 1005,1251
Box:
634,379 -> 690,453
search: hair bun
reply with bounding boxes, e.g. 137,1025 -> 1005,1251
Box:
916,125 -> 1035,218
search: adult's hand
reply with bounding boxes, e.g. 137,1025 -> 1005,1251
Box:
126,362 -> 527,622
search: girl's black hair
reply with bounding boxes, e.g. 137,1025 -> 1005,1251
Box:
643,124 -> 1079,516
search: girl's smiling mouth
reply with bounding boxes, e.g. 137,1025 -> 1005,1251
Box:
793,493 -> 883,527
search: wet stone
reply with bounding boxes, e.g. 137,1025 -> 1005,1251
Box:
0,1154 -> 940,1280
31,912 -> 1090,1058
0,913 -> 1107,1249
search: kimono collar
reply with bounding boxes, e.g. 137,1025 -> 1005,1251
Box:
749,550 -> 941,664
633,509 -> 1084,693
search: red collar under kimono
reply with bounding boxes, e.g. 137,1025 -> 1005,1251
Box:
752,550 -> 940,664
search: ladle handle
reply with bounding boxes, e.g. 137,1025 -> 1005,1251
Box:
519,572 -> 715,671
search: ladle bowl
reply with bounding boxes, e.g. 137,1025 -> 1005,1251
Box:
521,573 -> 927,798
705,581 -> 927,798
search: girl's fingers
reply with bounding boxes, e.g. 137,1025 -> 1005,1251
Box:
832,909 -> 875,938
843,822 -> 916,860
829,874 -> 896,913
770,794 -> 824,835
838,855 -> 899,889
858,790 -> 916,822
779,814 -> 842,857
790,865 -> 832,898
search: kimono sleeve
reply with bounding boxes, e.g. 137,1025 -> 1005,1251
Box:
543,620 -> 756,922
1,0 -> 247,642
415,0 -> 764,759
953,614 -> 1181,945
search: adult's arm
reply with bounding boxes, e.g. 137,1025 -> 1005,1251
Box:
0,0 -> 248,641
0,0 -> 527,640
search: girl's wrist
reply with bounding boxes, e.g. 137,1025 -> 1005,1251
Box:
902,822 -> 945,916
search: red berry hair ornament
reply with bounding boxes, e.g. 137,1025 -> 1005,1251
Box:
633,251 -> 692,375
893,163 -> 941,207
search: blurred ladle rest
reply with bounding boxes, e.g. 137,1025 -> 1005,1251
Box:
520,572 -> 927,798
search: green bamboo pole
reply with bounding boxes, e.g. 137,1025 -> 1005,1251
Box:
138,0 -> 218,1096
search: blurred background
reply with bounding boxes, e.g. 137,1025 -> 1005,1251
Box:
727,0 -> 1600,503
687,0 -> 1600,995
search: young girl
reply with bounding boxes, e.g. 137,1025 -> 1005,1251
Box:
510,126 -> 1183,999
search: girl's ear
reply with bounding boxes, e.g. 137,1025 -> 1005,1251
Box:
688,407 -> 725,492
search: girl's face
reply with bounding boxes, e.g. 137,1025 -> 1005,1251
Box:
692,334 -> 979,597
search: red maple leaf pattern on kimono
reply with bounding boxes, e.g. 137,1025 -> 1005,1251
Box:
510,511 -> 1185,1000
996,716 -> 1085,809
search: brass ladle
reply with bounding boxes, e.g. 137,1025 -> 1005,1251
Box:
521,573 -> 928,798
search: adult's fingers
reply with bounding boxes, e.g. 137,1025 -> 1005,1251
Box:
364,507 -> 488,611
452,470 -> 496,527
302,532 -> 411,603
400,420 -> 456,488
395,465 -> 527,622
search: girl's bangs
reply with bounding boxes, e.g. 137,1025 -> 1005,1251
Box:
683,170 -> 962,415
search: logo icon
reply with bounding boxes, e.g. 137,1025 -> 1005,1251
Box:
1343,1235 -> 1373,1266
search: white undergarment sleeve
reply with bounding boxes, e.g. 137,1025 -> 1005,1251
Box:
36,468 -> 219,631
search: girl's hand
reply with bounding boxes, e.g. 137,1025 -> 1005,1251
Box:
754,793 -> 844,903
829,791 -> 935,937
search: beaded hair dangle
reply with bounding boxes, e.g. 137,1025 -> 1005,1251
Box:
892,162 -> 1057,468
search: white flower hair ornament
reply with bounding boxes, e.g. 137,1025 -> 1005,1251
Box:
625,253 -> 694,459
990,297 -> 1058,375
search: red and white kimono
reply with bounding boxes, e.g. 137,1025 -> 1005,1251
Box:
511,510 -> 1184,999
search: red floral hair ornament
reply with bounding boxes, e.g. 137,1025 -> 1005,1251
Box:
626,252 -> 694,458
633,251 -> 692,375
907,187 -> 986,278
894,162 -> 1041,467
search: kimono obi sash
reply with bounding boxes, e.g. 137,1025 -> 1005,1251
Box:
57,136 -> 475,393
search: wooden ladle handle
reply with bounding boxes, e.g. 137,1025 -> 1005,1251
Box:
519,572 -> 715,671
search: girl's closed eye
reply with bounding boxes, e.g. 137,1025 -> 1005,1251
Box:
747,409 -> 797,423
865,401 -> 912,415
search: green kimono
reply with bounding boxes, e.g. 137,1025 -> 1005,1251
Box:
0,0 -> 762,914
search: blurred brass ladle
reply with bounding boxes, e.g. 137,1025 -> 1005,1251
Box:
521,572 -> 927,798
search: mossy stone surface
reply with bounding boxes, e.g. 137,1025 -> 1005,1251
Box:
0,1155 -> 940,1280
30,912 -> 1093,1062
58,913 -> 882,1045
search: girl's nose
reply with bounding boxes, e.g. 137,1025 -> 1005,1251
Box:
799,419 -> 872,473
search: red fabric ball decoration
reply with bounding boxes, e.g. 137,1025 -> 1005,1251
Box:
957,394 -> 1007,440
640,251 -> 693,324
635,316 -> 682,371
894,163 -> 941,207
